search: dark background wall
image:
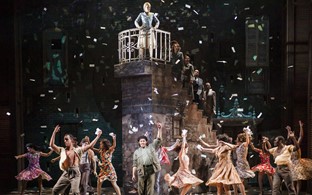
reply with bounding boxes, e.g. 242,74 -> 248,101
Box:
0,0 -> 17,192
1,0 -> 311,193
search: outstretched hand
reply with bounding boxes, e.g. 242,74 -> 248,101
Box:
299,120 -> 303,127
53,125 -> 61,133
286,125 -> 291,132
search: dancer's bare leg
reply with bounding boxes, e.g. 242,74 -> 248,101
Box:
216,183 -> 223,195
111,181 -> 121,195
97,180 -> 103,195
224,184 -> 232,195
37,175 -> 43,195
21,181 -> 27,195
258,172 -> 264,194
181,184 -> 192,195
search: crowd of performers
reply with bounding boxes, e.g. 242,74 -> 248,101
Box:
15,121 -> 312,195
130,121 -> 312,195
15,126 -> 121,195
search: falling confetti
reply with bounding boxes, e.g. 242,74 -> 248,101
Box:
193,10 -> 199,15
256,68 -> 263,74
237,108 -> 244,112
229,93 -> 238,100
231,47 -> 236,53
132,127 -> 138,132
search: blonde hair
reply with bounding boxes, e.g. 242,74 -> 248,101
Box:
143,2 -> 151,9
237,132 -> 246,143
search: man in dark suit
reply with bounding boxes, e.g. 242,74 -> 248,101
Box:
191,69 -> 203,106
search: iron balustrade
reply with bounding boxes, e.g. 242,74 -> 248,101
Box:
118,28 -> 171,63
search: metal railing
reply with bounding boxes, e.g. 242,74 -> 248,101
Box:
118,28 -> 171,63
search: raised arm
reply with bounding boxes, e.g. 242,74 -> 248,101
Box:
151,123 -> 162,149
243,128 -> 251,147
298,120 -> 304,145
49,125 -> 61,153
262,136 -> 272,152
165,139 -> 180,151
83,129 -> 102,152
180,132 -> 187,157
156,122 -> 162,140
109,134 -> 117,151
289,131 -> 300,152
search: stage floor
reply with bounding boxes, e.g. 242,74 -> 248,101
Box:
5,187 -> 312,195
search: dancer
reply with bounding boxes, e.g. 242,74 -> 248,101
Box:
287,121 -> 312,195
155,139 -> 181,194
93,133 -> 121,195
233,128 -> 255,195
164,130 -> 203,195
250,136 -> 275,194
49,125 -> 102,195
132,123 -> 162,195
134,2 -> 160,60
15,143 -> 53,195
79,136 -> 97,195
198,134 -> 244,195
268,131 -> 299,195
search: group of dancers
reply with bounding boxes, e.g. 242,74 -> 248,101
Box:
15,125 -> 121,195
132,121 -> 312,195
15,120 -> 312,195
